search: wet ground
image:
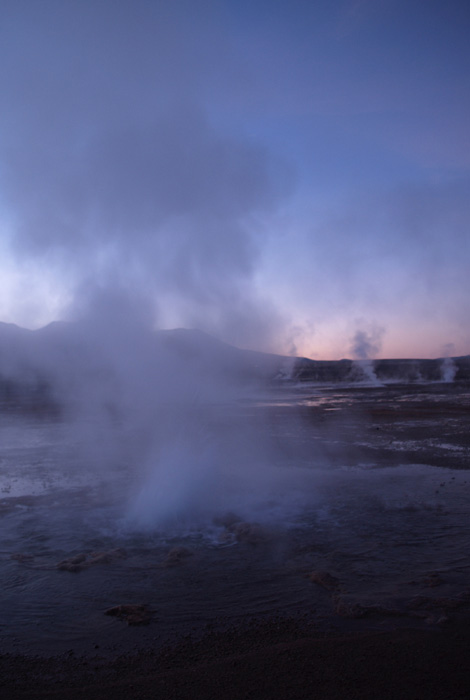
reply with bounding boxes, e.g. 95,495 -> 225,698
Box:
0,381 -> 469,658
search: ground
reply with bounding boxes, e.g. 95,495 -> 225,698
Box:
2,616 -> 470,699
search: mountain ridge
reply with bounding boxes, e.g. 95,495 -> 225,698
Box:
0,321 -> 469,392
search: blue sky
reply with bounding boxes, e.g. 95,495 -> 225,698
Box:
0,0 -> 468,358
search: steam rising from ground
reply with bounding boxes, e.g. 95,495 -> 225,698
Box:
0,2 -> 302,531
440,357 -> 457,383
348,323 -> 385,384
0,310 -> 317,532
0,3 -> 466,537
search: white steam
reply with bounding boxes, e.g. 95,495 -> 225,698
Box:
348,323 -> 385,385
0,304 -> 319,531
440,356 -> 457,383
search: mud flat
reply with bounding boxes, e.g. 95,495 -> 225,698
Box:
1,381 -> 469,697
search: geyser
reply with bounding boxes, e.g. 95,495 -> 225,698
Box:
0,313 -> 320,533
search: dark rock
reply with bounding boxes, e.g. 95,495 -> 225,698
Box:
57,548 -> 128,572
10,553 -> 34,562
407,592 -> 470,612
228,521 -> 272,544
213,511 -> 243,528
334,597 -> 404,619
57,553 -> 88,572
162,547 -> 193,567
408,573 -> 444,588
308,571 -> 341,592
104,604 -> 152,625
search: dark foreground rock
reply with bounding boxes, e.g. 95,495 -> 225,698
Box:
57,549 -> 127,572
309,570 -> 342,592
1,617 -> 470,699
161,546 -> 193,568
104,604 -> 152,626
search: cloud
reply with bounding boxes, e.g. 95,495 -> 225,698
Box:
0,2 -> 294,348
0,1 -> 469,358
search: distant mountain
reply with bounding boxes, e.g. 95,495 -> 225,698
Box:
0,321 -> 469,412
158,328 -> 298,381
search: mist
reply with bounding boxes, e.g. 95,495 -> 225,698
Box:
0,1 -> 466,535
0,2 -> 297,354
0,2 -> 307,530
2,3 -> 470,673
440,356 -> 457,383
0,302 -> 321,535
347,324 -> 384,384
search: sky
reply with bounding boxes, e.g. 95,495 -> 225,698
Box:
0,0 -> 469,359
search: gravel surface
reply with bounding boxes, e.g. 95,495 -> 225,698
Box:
2,616 -> 470,699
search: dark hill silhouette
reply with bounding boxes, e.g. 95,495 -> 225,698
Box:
0,322 -> 469,411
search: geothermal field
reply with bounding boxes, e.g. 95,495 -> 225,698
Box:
0,324 -> 469,683
2,3 -> 469,696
